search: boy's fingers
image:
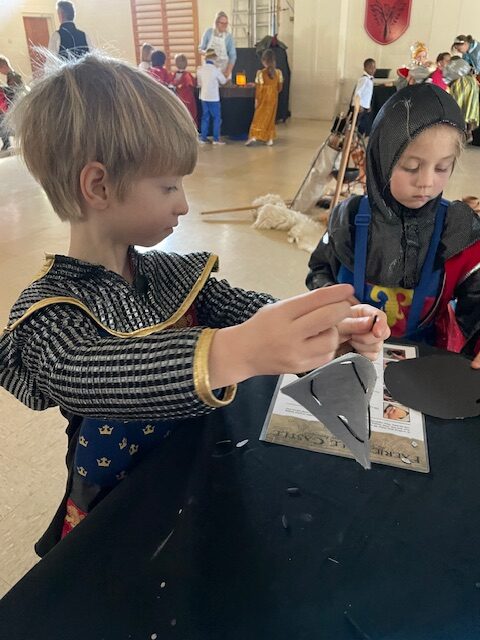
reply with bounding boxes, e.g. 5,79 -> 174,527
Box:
296,301 -> 352,337
304,328 -> 340,362
279,285 -> 354,320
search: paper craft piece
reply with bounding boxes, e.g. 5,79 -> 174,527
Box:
384,352 -> 480,419
281,353 -> 376,469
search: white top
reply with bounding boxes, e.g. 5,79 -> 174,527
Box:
48,28 -> 94,54
353,73 -> 374,109
196,61 -> 227,101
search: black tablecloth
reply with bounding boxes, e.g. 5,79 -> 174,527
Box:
196,86 -> 255,138
370,84 -> 396,125
1,375 -> 480,639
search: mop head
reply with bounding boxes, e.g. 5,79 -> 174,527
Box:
252,194 -> 327,253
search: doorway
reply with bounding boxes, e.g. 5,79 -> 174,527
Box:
23,15 -> 54,77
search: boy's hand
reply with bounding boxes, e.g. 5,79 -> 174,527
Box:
209,285 -> 354,389
337,304 -> 390,361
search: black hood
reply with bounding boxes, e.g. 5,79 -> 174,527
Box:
366,82 -> 466,224
328,83 -> 480,288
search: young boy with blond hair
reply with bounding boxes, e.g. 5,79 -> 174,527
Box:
0,53 -> 388,554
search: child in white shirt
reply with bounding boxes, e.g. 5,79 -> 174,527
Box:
196,48 -> 227,145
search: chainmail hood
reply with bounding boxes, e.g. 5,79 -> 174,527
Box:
330,83 -> 480,288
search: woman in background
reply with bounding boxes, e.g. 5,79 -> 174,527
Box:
199,11 -> 236,79
452,35 -> 480,74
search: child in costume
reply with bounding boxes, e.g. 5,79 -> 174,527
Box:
197,48 -> 227,144
352,58 -> 376,137
0,54 -> 25,150
307,83 -> 480,363
0,53 -> 388,554
172,53 -> 197,126
148,49 -> 172,86
396,41 -> 434,88
448,56 -> 479,144
138,42 -> 154,71
245,49 -> 283,146
429,52 -> 450,92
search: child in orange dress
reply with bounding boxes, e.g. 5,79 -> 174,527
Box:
245,49 -> 283,146
172,54 -> 198,126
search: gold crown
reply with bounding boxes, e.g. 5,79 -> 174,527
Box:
99,425 -> 114,435
119,437 -> 127,450
97,457 -> 112,467
129,444 -> 139,455
77,466 -> 87,477
79,436 -> 88,447
116,470 -> 127,481
143,425 -> 155,435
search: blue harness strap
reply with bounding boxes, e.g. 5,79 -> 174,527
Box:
353,196 -> 372,301
353,196 -> 449,335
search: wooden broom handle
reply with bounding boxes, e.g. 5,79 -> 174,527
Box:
329,95 -> 361,215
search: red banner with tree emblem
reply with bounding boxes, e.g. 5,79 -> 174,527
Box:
365,0 -> 412,45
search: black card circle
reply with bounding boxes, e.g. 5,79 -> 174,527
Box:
384,353 -> 480,420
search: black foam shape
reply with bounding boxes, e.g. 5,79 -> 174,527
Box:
384,352 -> 480,419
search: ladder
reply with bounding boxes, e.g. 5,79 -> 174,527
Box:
231,0 -> 280,48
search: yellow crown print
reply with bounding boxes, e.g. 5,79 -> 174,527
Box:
119,437 -> 128,450
116,470 -> 127,481
79,436 -> 88,447
99,425 -> 114,435
129,444 -> 139,455
143,425 -> 155,435
77,466 -> 88,477
97,457 -> 112,467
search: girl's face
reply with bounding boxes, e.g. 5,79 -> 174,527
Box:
390,125 -> 460,209
415,50 -> 427,65
438,54 -> 451,68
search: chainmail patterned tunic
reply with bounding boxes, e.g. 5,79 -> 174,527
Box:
0,248 -> 275,551
0,248 -> 274,418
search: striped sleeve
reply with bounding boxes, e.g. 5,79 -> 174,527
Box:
195,277 -> 276,327
2,305 -> 235,419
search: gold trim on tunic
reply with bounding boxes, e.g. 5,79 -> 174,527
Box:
193,328 -> 237,407
4,254 -> 220,337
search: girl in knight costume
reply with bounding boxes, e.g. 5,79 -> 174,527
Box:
0,54 -> 388,555
307,83 -> 480,363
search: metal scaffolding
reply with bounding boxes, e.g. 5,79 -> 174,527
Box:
231,0 -> 282,48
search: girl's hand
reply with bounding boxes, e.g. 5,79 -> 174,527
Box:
337,304 -> 390,361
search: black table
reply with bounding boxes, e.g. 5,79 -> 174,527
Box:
197,86 -> 255,138
1,375 -> 480,639
370,84 -> 396,123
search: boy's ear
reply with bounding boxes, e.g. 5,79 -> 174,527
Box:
80,161 -> 111,210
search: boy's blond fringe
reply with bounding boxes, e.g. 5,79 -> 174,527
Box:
6,49 -> 198,221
